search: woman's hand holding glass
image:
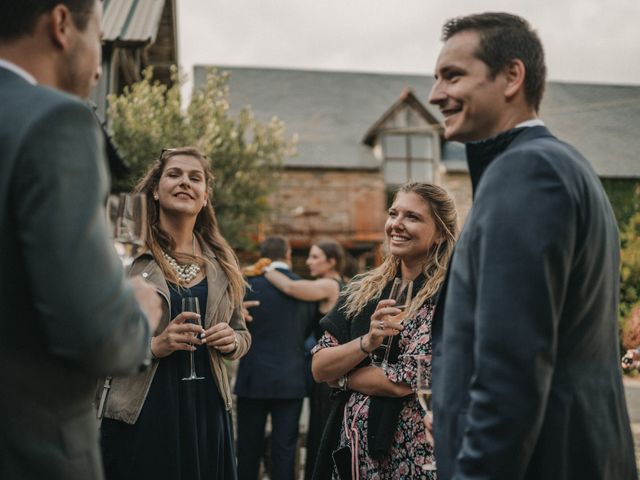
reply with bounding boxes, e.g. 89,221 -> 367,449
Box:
368,279 -> 412,367
365,299 -> 405,356
150,312 -> 204,358
201,322 -> 238,354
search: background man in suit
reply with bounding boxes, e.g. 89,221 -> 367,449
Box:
0,1 -> 161,479
235,235 -> 316,480
428,12 -> 637,479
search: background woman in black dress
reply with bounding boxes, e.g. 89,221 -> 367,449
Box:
100,147 -> 250,480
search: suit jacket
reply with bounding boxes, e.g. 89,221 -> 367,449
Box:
234,268 -> 315,398
432,126 -> 637,479
0,67 -> 150,479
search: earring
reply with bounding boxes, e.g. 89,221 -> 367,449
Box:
153,194 -> 159,201
203,200 -> 207,207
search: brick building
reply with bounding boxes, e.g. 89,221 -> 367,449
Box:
193,67 -> 465,273
193,66 -> 640,273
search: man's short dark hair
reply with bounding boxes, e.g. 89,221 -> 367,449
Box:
260,235 -> 290,260
0,0 -> 95,41
442,12 -> 546,112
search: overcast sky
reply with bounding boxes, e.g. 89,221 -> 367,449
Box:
177,0 -> 640,90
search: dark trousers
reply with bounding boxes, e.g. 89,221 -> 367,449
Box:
236,397 -> 304,480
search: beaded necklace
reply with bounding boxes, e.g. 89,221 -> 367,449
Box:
162,235 -> 201,283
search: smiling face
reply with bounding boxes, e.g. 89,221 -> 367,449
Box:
306,245 -> 336,278
155,154 -> 208,218
385,191 -> 441,265
428,30 -> 510,143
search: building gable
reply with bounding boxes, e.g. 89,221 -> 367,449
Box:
363,88 -> 441,147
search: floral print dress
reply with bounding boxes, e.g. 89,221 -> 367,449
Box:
312,301 -> 436,480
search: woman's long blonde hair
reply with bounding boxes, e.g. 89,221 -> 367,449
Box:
135,147 -> 245,307
341,182 -> 458,319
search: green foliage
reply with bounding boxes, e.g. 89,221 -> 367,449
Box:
621,210 -> 640,321
601,180 -> 640,330
107,67 -> 295,249
601,178 -> 640,227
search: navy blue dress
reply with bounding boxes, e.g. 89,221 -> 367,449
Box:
101,278 -> 237,480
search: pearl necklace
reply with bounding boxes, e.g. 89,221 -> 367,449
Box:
162,235 -> 201,283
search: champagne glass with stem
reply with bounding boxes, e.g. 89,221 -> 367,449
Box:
182,297 -> 204,381
416,354 -> 436,471
107,193 -> 147,268
99,194 -> 148,420
371,278 -> 412,368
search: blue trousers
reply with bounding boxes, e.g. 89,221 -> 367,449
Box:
236,397 -> 304,480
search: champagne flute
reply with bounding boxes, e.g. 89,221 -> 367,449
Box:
371,279 -> 412,368
416,354 -> 436,471
107,193 -> 147,268
182,297 -> 204,381
98,193 -> 147,420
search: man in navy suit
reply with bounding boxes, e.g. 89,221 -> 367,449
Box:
235,236 -> 316,480
428,12 -> 636,479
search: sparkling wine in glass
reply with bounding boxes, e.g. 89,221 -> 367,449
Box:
107,193 -> 147,268
98,193 -> 147,420
416,354 -> 436,471
371,278 -> 412,368
182,297 -> 204,381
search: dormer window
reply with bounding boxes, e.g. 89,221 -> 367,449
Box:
362,89 -> 442,202
382,131 -> 436,185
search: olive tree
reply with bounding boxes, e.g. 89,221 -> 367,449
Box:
107,67 -> 294,248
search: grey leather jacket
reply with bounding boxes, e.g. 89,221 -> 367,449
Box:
101,246 -> 250,423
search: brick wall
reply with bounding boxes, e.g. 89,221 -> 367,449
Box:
263,168 -> 473,273
265,169 -> 387,270
440,172 -> 472,228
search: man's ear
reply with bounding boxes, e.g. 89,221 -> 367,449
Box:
47,4 -> 74,50
503,59 -> 526,101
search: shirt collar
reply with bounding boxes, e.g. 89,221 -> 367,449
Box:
0,59 -> 37,85
269,261 -> 290,271
516,118 -> 545,128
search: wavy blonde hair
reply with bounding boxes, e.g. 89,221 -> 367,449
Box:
134,147 -> 245,307
341,182 -> 458,319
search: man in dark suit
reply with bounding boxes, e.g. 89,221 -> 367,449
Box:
235,235 -> 316,480
0,1 -> 161,479
428,12 -> 637,479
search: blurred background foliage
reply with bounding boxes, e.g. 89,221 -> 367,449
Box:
107,67 -> 295,249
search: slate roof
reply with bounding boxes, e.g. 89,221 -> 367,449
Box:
102,0 -> 166,45
541,83 -> 640,178
193,65 -> 640,178
194,66 -> 434,171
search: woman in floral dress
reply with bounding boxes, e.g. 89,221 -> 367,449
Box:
311,182 -> 458,479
